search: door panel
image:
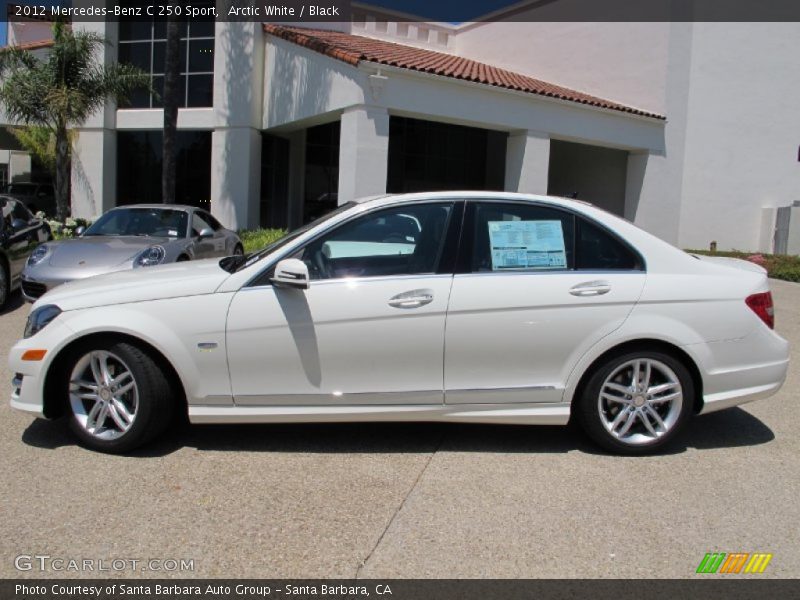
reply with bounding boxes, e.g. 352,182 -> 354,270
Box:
444,272 -> 645,403
226,275 -> 452,405
227,201 -> 458,406
444,200 -> 646,404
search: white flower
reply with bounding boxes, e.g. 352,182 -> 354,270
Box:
65,217 -> 77,227
35,211 -> 45,219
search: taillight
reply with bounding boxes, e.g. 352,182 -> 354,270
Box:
745,292 -> 774,329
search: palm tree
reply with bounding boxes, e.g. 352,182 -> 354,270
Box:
0,22 -> 151,221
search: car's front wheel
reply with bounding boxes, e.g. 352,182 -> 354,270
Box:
576,351 -> 694,455
65,341 -> 175,453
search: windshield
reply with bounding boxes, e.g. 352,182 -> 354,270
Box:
231,202 -> 358,273
84,208 -> 189,238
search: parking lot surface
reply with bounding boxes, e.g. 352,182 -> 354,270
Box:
1,281 -> 798,579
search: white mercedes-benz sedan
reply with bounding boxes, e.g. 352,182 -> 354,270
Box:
8,192 -> 789,455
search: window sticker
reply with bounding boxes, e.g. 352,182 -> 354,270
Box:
488,220 -> 567,270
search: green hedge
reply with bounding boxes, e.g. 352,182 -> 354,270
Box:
686,249 -> 800,283
239,228 -> 287,254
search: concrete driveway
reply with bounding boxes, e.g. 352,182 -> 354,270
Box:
1,280 -> 798,579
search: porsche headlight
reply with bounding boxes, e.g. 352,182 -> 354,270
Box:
27,244 -> 50,267
133,245 -> 166,268
24,304 -> 61,338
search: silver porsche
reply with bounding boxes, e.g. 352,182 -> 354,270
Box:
20,204 -> 243,302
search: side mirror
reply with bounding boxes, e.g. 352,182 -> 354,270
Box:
11,218 -> 27,231
197,227 -> 214,240
74,225 -> 86,237
271,258 -> 310,290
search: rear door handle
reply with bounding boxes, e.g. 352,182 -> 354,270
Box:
570,281 -> 611,297
388,289 -> 434,309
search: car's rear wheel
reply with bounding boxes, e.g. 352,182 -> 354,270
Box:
65,341 -> 174,453
576,351 -> 694,455
233,244 -> 244,256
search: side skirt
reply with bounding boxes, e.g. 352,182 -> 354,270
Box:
188,403 -> 571,425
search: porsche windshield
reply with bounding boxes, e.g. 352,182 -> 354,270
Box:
84,208 -> 189,238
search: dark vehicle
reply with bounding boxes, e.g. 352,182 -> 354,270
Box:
0,197 -> 51,308
3,183 -> 56,216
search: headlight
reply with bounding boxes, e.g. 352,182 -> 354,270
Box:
27,244 -> 49,267
133,245 -> 166,268
24,304 -> 61,338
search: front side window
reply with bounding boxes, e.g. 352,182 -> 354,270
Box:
191,212 -> 214,236
471,203 -> 575,272
297,203 -> 453,280
197,210 -> 223,231
12,202 -> 33,222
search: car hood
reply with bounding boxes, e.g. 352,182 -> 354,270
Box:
46,236 -> 174,268
34,259 -> 231,311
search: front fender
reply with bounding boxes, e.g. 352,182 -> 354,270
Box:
26,294 -> 235,407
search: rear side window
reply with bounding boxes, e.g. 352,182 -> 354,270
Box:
576,218 -> 642,270
471,203 -> 575,272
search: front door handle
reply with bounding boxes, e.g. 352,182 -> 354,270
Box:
570,281 -> 611,297
388,289 -> 434,309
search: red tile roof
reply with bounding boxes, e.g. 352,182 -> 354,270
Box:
7,39 -> 54,51
263,24 -> 665,120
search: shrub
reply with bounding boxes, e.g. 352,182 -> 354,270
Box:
685,249 -> 800,283
239,228 -> 287,254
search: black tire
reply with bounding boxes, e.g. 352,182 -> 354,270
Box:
176,254 -> 190,262
64,341 -> 175,453
233,244 -> 244,256
575,350 -> 694,456
0,259 -> 8,310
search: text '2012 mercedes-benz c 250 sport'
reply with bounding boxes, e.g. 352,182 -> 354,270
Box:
8,192 -> 790,455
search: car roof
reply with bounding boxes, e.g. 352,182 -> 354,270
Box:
357,191 -> 597,212
109,203 -> 198,211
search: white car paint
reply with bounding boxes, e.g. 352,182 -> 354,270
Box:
8,192 -> 790,450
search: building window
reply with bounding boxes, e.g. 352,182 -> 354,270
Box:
116,131 -> 212,208
304,122 -> 341,224
387,117 -> 506,193
118,7 -> 214,109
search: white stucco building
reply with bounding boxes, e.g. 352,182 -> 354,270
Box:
6,2 -> 800,252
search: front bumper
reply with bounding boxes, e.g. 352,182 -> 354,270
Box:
8,318 -> 76,418
20,274 -> 59,302
10,371 -> 44,417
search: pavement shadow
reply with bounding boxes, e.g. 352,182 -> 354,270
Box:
21,406 -> 774,458
0,289 -> 25,315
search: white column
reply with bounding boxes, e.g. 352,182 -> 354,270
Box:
504,130 -> 550,194
338,106 -> 390,204
210,127 -> 261,230
70,17 -> 117,219
210,21 -> 264,230
71,130 -> 116,219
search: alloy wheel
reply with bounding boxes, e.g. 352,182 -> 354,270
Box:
597,358 -> 684,446
69,350 -> 139,441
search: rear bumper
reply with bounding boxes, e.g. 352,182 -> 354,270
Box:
690,326 -> 790,415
